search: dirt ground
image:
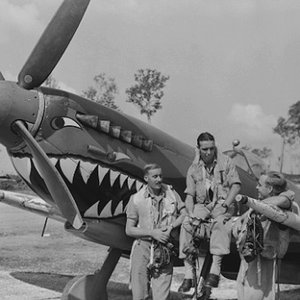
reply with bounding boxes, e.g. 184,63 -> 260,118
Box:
0,200 -> 300,300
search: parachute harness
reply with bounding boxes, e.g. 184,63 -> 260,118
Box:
148,241 -> 177,278
147,191 -> 178,278
182,217 -> 212,300
240,213 -> 264,262
183,217 -> 211,265
240,212 -> 264,285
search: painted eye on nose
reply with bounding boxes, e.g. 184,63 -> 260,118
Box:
51,117 -> 81,130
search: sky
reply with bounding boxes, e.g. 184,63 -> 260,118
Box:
1,0 -> 300,174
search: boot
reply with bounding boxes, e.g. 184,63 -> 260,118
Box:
178,278 -> 195,293
204,273 -> 220,288
197,286 -> 212,300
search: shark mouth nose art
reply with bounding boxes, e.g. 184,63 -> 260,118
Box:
10,156 -> 144,219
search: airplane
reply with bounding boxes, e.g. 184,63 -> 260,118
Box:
0,0 -> 300,299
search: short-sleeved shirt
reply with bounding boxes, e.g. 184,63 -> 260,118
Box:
262,189 -> 295,259
126,184 -> 185,231
277,190 -> 295,210
185,152 -> 241,204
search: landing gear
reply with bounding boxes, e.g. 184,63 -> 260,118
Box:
61,248 -> 122,300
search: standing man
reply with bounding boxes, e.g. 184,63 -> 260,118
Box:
178,132 -> 241,294
235,172 -> 294,300
126,163 -> 186,300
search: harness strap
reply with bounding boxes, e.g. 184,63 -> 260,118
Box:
220,170 -> 224,184
257,254 -> 261,286
276,257 -> 281,300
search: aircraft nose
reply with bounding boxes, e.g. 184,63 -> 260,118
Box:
0,82 -> 12,127
0,81 -> 40,149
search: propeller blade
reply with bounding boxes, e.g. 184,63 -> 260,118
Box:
18,0 -> 90,90
0,72 -> 5,80
13,120 -> 84,229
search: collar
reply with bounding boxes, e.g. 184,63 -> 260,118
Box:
197,151 -> 226,173
144,184 -> 167,200
199,157 -> 217,168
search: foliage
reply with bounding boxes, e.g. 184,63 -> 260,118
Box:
126,69 -> 170,123
82,73 -> 119,110
0,174 -> 29,191
287,101 -> 300,131
273,101 -> 300,145
240,145 -> 272,173
251,147 -> 272,159
273,101 -> 300,172
240,145 -> 272,159
43,75 -> 59,89
241,145 -> 251,151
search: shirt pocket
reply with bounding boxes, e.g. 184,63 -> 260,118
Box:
192,171 -> 203,182
214,170 -> 226,185
163,199 -> 176,215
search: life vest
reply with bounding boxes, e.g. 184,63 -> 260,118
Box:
261,218 -> 290,259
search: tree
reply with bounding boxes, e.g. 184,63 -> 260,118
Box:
241,145 -> 252,151
251,146 -> 272,170
273,102 -> 300,172
82,73 -> 119,110
274,117 -> 289,172
274,101 -> 300,143
251,147 -> 272,160
43,75 -> 59,89
126,69 -> 170,123
239,144 -> 272,175
286,101 -> 300,134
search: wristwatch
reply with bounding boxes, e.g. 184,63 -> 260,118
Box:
221,203 -> 228,212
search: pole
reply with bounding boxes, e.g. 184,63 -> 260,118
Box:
279,138 -> 285,173
41,217 -> 48,237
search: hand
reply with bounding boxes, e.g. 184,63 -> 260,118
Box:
191,217 -> 202,227
236,194 -> 248,204
151,228 -> 170,244
160,225 -> 173,235
232,214 -> 247,239
188,211 -> 195,219
211,204 -> 227,219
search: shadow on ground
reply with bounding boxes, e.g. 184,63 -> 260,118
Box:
11,271 -> 132,299
11,271 -> 72,293
10,271 -> 185,300
10,271 -> 300,300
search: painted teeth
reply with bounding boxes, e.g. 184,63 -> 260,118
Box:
119,174 -> 127,187
98,166 -> 109,184
113,201 -> 123,216
100,201 -> 112,217
60,158 -> 78,183
109,170 -> 119,186
127,177 -> 135,190
12,156 -> 145,218
80,160 -> 98,183
49,157 -> 58,166
136,181 -> 143,191
11,157 -> 31,183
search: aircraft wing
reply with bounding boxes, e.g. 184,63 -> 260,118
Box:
0,189 -> 64,223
